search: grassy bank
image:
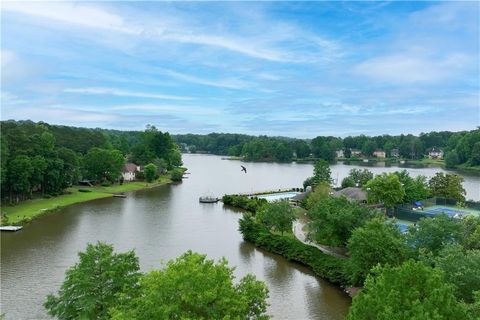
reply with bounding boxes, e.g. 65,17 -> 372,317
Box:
1,175 -> 172,225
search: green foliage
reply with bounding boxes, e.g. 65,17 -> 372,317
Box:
346,218 -> 411,286
305,182 -> 331,209
44,242 -> 140,320
222,194 -> 268,213
256,201 -> 296,235
471,142 -> 480,166
311,136 -> 336,161
83,148 -> 124,183
461,216 -> 480,250
393,170 -> 430,203
346,168 -> 373,187
313,159 -> 332,184
110,251 -> 269,320
307,196 -> 381,247
341,176 -> 356,188
8,155 -> 34,197
170,168 -> 184,182
239,214 -> 348,285
144,163 -> 158,182
429,172 -> 466,202
431,245 -> 480,303
445,150 -> 461,168
347,260 -> 467,320
361,140 -> 377,157
408,214 -> 463,255
365,173 -> 405,208
293,140 -> 311,158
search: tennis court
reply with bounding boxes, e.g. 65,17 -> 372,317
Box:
422,205 -> 479,218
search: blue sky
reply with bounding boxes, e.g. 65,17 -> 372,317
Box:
1,1 -> 479,137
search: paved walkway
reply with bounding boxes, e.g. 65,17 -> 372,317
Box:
293,220 -> 348,259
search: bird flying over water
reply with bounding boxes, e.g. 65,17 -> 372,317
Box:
241,165 -> 247,173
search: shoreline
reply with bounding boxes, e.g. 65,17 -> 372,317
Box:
1,175 -> 173,226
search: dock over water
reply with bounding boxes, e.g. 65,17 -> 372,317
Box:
0,226 -> 23,232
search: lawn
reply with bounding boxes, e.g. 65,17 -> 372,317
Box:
1,175 -> 172,225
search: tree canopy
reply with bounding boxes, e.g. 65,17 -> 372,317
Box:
256,200 -> 296,235
110,251 -> 269,320
307,196 -> 381,247
347,260 -> 468,320
365,173 -> 405,208
44,242 -> 140,320
346,218 -> 411,286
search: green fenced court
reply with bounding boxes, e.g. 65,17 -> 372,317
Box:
392,197 -> 480,222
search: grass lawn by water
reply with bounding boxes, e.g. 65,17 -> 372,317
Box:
1,175 -> 172,225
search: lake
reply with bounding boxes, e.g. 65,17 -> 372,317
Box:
1,154 -> 479,319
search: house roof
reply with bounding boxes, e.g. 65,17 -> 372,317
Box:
333,187 -> 367,202
429,147 -> 443,153
123,163 -> 138,173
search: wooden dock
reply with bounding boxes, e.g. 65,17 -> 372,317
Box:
0,226 -> 23,232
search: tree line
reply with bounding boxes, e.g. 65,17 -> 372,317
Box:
1,120 -> 182,204
174,129 -> 480,169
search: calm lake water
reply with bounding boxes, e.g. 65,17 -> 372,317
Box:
1,154 -> 479,319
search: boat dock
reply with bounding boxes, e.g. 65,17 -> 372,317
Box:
0,226 -> 23,232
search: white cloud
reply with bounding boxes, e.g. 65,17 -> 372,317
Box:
354,53 -> 471,84
63,87 -> 194,100
2,1 -> 136,33
160,69 -> 253,90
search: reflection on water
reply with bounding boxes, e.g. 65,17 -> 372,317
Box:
1,154 -> 479,319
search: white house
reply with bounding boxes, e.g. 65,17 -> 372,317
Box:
122,163 -> 141,181
373,149 -> 386,158
428,148 -> 444,159
351,149 -> 362,157
335,149 -> 344,158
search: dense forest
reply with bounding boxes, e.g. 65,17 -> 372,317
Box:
174,129 -> 480,169
0,120 -> 182,204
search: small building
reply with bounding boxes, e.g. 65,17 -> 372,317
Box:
333,187 -> 367,203
391,148 -> 400,158
350,149 -> 362,157
335,149 -> 344,158
373,149 -> 386,158
428,148 -> 444,159
122,163 -> 141,181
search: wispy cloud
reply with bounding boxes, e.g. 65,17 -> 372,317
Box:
1,2 -> 478,137
63,87 -> 194,100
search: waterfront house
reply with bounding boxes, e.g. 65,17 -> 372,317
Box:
122,163 -> 141,181
335,149 -> 344,158
350,149 -> 362,157
428,148 -> 444,159
391,148 -> 400,157
373,149 -> 386,158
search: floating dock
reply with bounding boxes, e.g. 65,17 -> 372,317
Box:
0,226 -> 23,232
113,194 -> 127,198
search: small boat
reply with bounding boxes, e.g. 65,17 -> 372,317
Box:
199,196 -> 219,203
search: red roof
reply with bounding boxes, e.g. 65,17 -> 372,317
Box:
123,163 -> 138,173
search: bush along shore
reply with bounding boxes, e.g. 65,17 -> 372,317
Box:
1,175 -> 174,226
239,214 -> 349,287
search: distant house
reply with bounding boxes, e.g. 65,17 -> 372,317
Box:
333,187 -> 367,203
391,148 -> 400,158
335,149 -> 344,158
350,149 -> 362,157
122,163 -> 141,181
373,149 -> 386,158
428,148 -> 444,159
